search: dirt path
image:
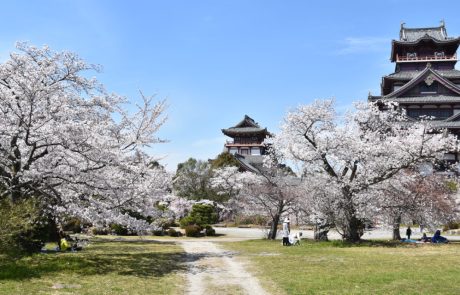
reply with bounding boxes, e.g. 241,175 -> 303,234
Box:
181,241 -> 269,295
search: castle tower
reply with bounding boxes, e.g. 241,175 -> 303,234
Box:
369,22 -> 460,165
221,115 -> 271,172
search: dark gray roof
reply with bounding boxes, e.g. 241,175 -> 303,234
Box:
378,95 -> 460,104
386,70 -> 460,80
223,115 -> 271,137
222,127 -> 266,133
400,24 -> 448,42
384,66 -> 460,98
430,121 -> 460,128
234,154 -> 263,173
240,155 -> 264,164
234,115 -> 260,128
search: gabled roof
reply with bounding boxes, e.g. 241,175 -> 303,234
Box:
222,115 -> 271,137
400,23 -> 448,42
385,69 -> 460,80
234,115 -> 260,128
384,65 -> 460,98
374,95 -> 460,104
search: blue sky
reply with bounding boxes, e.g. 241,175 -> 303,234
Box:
3,0 -> 460,171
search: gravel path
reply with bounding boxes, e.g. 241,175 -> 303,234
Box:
181,241 -> 268,295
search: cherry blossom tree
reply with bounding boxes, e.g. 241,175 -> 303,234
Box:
211,164 -> 304,239
377,171 -> 458,240
0,43 -> 171,230
270,99 -> 457,242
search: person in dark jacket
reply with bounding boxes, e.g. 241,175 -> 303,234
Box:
406,226 -> 412,240
431,230 -> 448,243
420,233 -> 430,243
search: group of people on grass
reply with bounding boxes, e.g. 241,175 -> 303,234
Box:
282,218 -> 302,246
404,226 -> 449,243
280,219 -> 450,245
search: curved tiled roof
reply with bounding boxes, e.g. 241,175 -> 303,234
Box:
385,70 -> 460,80
430,121 -> 460,128
222,127 -> 270,137
222,115 -> 271,137
384,66 -> 460,98
378,95 -> 460,104
400,25 -> 448,42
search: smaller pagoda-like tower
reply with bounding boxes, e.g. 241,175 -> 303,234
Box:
221,115 -> 271,173
222,115 -> 270,156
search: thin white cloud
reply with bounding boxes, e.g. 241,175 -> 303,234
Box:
337,37 -> 389,55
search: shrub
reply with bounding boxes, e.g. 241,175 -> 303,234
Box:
443,221 -> 460,231
180,204 -> 218,228
185,225 -> 202,237
205,225 -> 216,236
62,217 -> 82,233
235,214 -> 269,226
152,229 -> 164,236
445,180 -> 458,192
92,227 -> 109,235
0,198 -> 49,255
167,228 -> 182,237
110,223 -> 129,235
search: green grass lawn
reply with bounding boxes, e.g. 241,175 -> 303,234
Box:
223,239 -> 460,295
0,239 -> 186,295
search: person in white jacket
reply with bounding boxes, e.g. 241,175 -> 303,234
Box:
282,218 -> 290,246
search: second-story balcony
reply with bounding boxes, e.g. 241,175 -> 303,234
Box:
225,140 -> 264,147
396,53 -> 457,63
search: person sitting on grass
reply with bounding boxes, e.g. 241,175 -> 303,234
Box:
59,231 -> 83,251
419,233 -> 431,243
289,232 -> 303,246
60,235 -> 71,251
431,230 -> 449,243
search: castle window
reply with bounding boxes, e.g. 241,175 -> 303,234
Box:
434,51 -> 445,58
251,148 -> 261,155
393,84 -> 403,92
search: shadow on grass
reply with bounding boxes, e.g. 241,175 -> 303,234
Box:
0,240 -> 194,281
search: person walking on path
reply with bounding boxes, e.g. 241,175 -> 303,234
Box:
282,218 -> 290,246
406,226 -> 412,240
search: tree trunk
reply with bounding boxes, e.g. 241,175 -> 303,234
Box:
314,218 -> 330,241
341,188 -> 363,242
268,201 -> 285,240
10,176 -> 21,203
268,213 -> 280,240
392,215 -> 401,240
343,215 -> 363,242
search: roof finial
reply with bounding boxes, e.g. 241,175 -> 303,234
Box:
400,22 -> 406,40
427,62 -> 432,68
440,19 -> 445,27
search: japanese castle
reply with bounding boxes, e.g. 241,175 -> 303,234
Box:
221,115 -> 271,172
369,21 -> 460,164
